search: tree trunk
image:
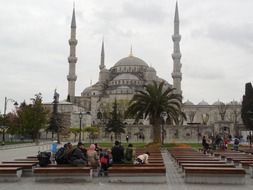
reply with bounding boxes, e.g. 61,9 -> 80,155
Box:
153,119 -> 161,143
35,132 -> 39,145
250,131 -> 252,148
57,132 -> 60,144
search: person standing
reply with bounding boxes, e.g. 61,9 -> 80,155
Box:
87,144 -> 99,168
126,135 -> 129,143
202,136 -> 209,154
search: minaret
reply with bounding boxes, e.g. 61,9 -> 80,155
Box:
129,45 -> 133,57
98,40 -> 109,83
99,40 -> 105,70
67,7 -> 78,102
171,2 -> 182,95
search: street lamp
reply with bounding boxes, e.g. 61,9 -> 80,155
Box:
160,111 -> 168,145
1,97 -> 18,145
79,111 -> 83,142
78,111 -> 90,142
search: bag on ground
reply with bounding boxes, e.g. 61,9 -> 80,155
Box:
37,151 -> 51,167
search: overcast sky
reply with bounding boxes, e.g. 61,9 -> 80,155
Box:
0,0 -> 253,113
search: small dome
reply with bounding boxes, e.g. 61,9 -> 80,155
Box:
212,100 -> 224,105
184,100 -> 194,105
114,55 -> 148,67
198,100 -> 209,106
113,73 -> 139,80
228,100 -> 238,105
147,66 -> 156,72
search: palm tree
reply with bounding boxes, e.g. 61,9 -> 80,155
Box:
126,81 -> 185,143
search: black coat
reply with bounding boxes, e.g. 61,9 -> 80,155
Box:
111,145 -> 124,163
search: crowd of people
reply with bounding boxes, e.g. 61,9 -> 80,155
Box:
49,140 -> 150,176
202,135 -> 241,154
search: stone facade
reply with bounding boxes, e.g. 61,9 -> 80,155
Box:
45,3 -> 248,143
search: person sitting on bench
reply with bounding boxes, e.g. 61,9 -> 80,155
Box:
69,142 -> 87,166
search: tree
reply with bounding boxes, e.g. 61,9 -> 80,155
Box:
126,81 -> 185,143
105,99 -> 125,140
68,127 -> 81,142
241,82 -> 253,147
5,112 -> 19,136
84,126 -> 98,143
17,93 -> 48,143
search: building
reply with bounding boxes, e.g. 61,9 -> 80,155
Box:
45,3 -> 246,143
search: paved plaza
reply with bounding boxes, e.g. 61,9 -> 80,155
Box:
0,145 -> 253,190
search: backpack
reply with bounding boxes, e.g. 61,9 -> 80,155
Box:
125,148 -> 133,161
234,139 -> 240,145
55,147 -> 68,164
100,156 -> 108,165
100,151 -> 109,165
37,151 -> 51,167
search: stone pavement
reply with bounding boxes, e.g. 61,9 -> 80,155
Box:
0,146 -> 252,190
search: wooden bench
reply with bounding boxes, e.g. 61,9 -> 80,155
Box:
0,167 -> 22,182
239,160 -> 253,169
2,161 -> 38,164
27,156 -> 38,159
178,160 -> 226,166
14,158 -> 38,161
180,163 -> 235,172
0,163 -> 36,176
184,167 -> 246,184
175,158 -> 220,164
228,157 -> 253,164
112,163 -> 164,167
33,166 -> 92,182
148,160 -> 164,164
106,166 -> 166,183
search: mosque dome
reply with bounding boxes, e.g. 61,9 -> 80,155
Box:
114,55 -> 148,67
147,66 -> 156,72
212,100 -> 224,105
228,100 -> 239,105
184,100 -> 194,105
198,100 -> 209,106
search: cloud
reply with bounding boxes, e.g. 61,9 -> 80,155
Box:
0,0 -> 253,113
122,1 -> 168,24
206,23 -> 253,52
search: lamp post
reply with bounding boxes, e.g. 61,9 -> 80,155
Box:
79,111 -> 83,142
78,111 -> 91,142
160,111 -> 168,145
1,97 -> 18,145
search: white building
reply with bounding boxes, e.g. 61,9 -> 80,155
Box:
45,3 -> 246,142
